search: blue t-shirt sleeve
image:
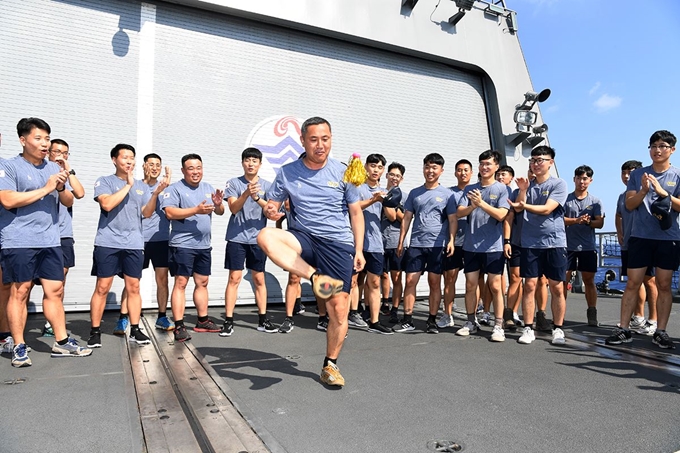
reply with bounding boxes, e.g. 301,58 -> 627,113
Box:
548,179 -> 568,205
224,177 -> 241,200
93,176 -> 113,200
458,187 -> 470,209
497,185 -> 510,209
593,198 -> 603,218
445,194 -> 458,215
268,172 -> 288,203
344,183 -> 360,205
0,160 -> 16,191
627,169 -> 642,192
161,185 -> 180,210
403,190 -> 416,213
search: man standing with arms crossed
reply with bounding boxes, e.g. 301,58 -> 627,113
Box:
258,117 -> 365,387
0,118 -> 91,366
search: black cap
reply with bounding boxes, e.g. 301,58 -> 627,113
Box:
651,195 -> 672,231
382,186 -> 402,208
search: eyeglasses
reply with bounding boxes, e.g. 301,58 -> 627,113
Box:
649,144 -> 672,151
49,150 -> 69,156
387,173 -> 402,178
529,157 -> 550,165
479,162 -> 496,168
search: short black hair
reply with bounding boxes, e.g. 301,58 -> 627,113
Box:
498,165 -> 515,177
649,130 -> 677,147
423,153 -> 445,166
301,117 -> 331,136
366,154 -> 386,166
479,149 -> 502,164
455,159 -> 473,170
144,153 -> 161,162
17,117 -> 51,137
531,145 -> 555,159
111,143 -> 135,158
50,139 -> 69,149
388,162 -> 405,176
574,165 -> 594,178
242,147 -> 262,161
621,160 -> 642,172
182,153 -> 202,166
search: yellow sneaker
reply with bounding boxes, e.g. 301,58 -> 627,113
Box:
311,273 -> 344,299
320,362 -> 345,387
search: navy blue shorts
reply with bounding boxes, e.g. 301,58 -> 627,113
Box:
169,247 -> 212,277
289,229 -> 354,293
1,247 -> 64,284
61,237 -> 75,269
567,250 -> 598,273
507,244 -> 521,268
144,240 -> 169,269
464,251 -> 505,275
91,246 -> 143,279
520,247 -> 567,282
225,242 -> 266,272
404,247 -> 445,275
627,237 -> 680,272
620,250 -> 654,277
383,248 -> 404,272
363,251 -> 384,276
443,246 -> 465,271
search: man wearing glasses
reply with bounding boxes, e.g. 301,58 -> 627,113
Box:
509,145 -> 568,345
381,162 -> 406,324
606,130 -> 679,349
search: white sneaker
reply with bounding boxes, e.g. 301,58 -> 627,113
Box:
551,327 -> 566,345
437,314 -> 455,329
0,336 -> 14,354
629,316 -> 646,330
456,320 -> 478,336
479,312 -> 493,326
513,313 -> 523,327
633,320 -> 657,336
491,325 -> 505,342
518,326 -> 535,344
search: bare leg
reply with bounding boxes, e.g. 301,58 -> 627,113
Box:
390,270 -> 404,309
654,269 -> 673,331
644,276 -> 658,321
224,269 -> 242,318
7,282 -> 33,344
618,268 -> 646,328
464,271 -> 480,314
427,272 -> 442,316
365,272 -> 382,323
40,279 -> 67,340
258,228 -> 314,279
582,271 -> 597,308
487,273 -> 505,325
90,276 -> 115,328
192,274 -> 210,317
285,273 -> 301,317
403,272 -> 422,315
155,267 -> 170,313
507,266 -> 522,314
522,277 -> 537,326
536,275 -> 548,312
547,278 -> 566,326
443,268 -> 460,316
325,292 -> 350,359
123,275 -> 142,325
171,275 -> 190,321
253,271 -> 267,315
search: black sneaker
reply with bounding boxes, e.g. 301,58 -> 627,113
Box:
278,318 -> 294,333
316,316 -> 329,332
605,328 -> 632,345
219,321 -> 234,337
87,331 -> 102,348
367,322 -> 394,335
388,309 -> 399,324
258,318 -> 278,333
652,330 -> 675,349
174,326 -> 191,342
392,319 -> 415,333
535,310 -> 551,332
130,329 -> 151,345
293,302 -> 306,315
587,307 -> 599,327
380,304 -> 391,316
426,321 -> 439,334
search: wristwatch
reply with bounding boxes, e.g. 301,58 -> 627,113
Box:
69,169 -> 76,175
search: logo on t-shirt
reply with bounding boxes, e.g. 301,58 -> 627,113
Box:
163,193 -> 170,199
327,181 -> 339,188
667,181 -> 676,187
489,194 -> 498,200
435,197 -> 444,202
0,170 -> 5,178
136,190 -> 144,195
542,190 -> 550,195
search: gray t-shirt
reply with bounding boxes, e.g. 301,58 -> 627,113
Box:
0,155 -> 61,249
616,191 -> 633,251
358,183 -> 384,253
404,184 -> 452,248
520,176 -> 568,249
627,165 -> 680,241
93,175 -> 147,250
565,192 -> 603,252
162,179 -> 217,249
224,176 -> 271,245
142,181 -> 170,243
448,186 -> 468,247
459,181 -> 510,253
58,181 -> 74,239
509,189 -> 523,247
268,158 -> 360,246
380,195 -> 404,250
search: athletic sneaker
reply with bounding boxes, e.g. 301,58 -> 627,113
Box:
633,320 -> 657,336
437,314 -> 455,329
392,319 -> 416,333
113,318 -> 129,336
174,326 -> 192,342
491,325 -> 506,342
293,302 -> 306,315
513,313 -> 523,327
11,343 -> 31,367
517,326 -> 535,344
388,309 -> 399,324
367,322 -> 394,335
348,312 -> 368,328
194,319 -> 220,333
479,312 -> 493,326
503,308 -> 515,330
42,324 -> 55,337
257,318 -> 278,333
155,316 -> 174,331
652,330 -> 675,349
476,302 -> 484,314
317,317 -> 329,332
426,321 -> 439,334
278,318 -> 294,334
586,307 -> 599,327
130,329 -> 151,345
311,273 -> 344,299
605,328 -> 632,345
320,362 -> 345,387
551,328 -> 566,345
0,336 -> 14,354
51,337 -> 93,357
380,304 -> 391,316
219,321 -> 233,337
535,310 -> 550,332
87,332 -> 102,348
456,320 -> 479,337
629,316 -> 646,330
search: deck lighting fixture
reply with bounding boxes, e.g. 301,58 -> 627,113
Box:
506,88 -> 551,148
402,0 -> 419,8
448,9 -> 466,25
454,0 -> 475,10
